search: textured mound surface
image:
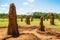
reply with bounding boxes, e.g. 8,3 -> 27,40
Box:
0,27 -> 60,40
5,33 -> 40,40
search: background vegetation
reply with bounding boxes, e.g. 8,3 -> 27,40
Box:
0,12 -> 60,19
0,12 -> 60,30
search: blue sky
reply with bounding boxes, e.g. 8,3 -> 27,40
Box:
0,0 -> 60,14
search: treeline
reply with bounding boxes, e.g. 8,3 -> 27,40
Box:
0,12 -> 60,19
0,13 -> 8,19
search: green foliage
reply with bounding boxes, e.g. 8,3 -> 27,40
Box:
32,12 -> 59,19
0,13 -> 8,19
0,12 -> 60,19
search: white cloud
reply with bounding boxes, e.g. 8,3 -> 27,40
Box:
0,4 -> 8,7
0,7 -> 8,13
23,2 -> 29,5
17,8 -> 28,14
17,10 -> 26,15
0,10 -> 2,13
22,0 -> 35,6
32,10 -> 39,12
0,10 -> 4,13
19,8 -> 25,11
26,0 -> 35,3
0,8 -> 6,11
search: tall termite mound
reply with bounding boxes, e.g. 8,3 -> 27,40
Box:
40,17 -> 45,31
50,13 -> 54,25
25,16 -> 30,25
7,3 -> 19,37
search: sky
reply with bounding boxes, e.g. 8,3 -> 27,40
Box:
0,0 -> 60,14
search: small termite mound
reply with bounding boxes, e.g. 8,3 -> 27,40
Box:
50,13 -> 54,25
25,16 -> 30,25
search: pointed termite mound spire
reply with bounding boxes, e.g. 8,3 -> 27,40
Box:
40,16 -> 45,31
7,3 -> 19,37
50,13 -> 54,25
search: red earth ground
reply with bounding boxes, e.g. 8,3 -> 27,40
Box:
0,26 -> 60,40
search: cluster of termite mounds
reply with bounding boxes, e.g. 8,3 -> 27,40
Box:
7,3 -> 55,38
39,12 -> 55,31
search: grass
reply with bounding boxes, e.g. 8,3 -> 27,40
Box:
0,19 -> 60,30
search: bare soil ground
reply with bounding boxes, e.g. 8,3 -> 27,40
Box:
0,26 -> 60,40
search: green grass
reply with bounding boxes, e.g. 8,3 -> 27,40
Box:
0,19 -> 60,30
